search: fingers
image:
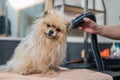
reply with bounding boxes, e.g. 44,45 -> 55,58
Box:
83,18 -> 91,23
78,18 -> 90,28
77,27 -> 82,30
77,18 -> 92,30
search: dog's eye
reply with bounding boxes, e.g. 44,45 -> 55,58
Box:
47,24 -> 51,27
56,28 -> 61,32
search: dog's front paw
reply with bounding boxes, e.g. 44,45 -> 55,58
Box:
20,71 -> 29,75
19,70 -> 32,75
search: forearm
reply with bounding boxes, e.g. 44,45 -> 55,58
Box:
96,25 -> 120,40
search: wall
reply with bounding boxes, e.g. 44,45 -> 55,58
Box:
104,0 -> 120,25
81,0 -> 120,25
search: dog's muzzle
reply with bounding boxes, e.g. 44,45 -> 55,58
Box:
45,29 -> 56,38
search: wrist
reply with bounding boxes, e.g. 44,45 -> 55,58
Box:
93,25 -> 103,34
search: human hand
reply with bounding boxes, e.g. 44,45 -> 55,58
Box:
77,17 -> 98,34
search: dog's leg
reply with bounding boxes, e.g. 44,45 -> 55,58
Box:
18,62 -> 34,75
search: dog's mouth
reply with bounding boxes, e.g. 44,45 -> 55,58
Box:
45,29 -> 56,39
45,33 -> 55,39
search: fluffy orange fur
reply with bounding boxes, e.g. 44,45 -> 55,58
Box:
0,10 -> 69,75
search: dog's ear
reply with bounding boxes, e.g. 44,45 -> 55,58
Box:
35,11 -> 49,20
43,11 -> 48,16
41,11 -> 49,17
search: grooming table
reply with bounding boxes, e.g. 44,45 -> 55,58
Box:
0,69 -> 112,80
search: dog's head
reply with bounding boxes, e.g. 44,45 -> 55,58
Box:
35,10 -> 69,40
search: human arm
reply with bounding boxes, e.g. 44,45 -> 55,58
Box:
78,18 -> 120,40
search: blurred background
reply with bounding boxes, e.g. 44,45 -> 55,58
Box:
0,0 -> 120,42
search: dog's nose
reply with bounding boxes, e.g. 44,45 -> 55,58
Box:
49,30 -> 54,35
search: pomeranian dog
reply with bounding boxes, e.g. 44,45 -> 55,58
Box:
0,10 -> 69,75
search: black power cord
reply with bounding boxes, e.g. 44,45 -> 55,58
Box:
71,12 -> 105,71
